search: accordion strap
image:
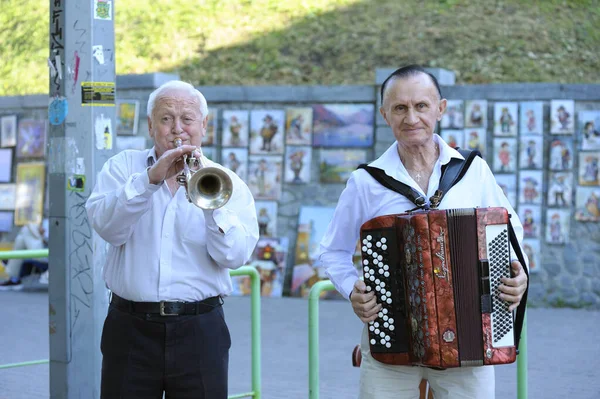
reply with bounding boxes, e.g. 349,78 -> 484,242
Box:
507,220 -> 530,352
357,147 -> 480,209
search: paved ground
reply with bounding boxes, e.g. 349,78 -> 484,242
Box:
1,289 -> 599,399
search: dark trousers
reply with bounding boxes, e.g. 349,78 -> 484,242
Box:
100,303 -> 231,399
19,260 -> 48,279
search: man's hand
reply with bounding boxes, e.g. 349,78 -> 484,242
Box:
147,144 -> 199,185
350,279 -> 382,323
499,260 -> 528,312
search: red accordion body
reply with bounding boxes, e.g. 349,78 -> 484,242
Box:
359,207 -> 516,368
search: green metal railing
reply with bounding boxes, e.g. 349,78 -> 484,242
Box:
308,279 -> 528,399
0,249 -> 262,399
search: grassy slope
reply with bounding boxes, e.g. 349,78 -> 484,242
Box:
1,0 -> 599,96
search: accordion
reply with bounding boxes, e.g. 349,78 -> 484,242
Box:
359,207 -> 518,368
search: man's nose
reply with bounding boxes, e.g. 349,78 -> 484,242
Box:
405,108 -> 419,124
172,118 -> 183,133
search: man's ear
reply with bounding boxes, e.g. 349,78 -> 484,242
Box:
437,99 -> 448,121
379,106 -> 390,127
147,116 -> 154,139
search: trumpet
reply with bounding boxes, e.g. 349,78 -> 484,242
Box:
174,138 -> 233,209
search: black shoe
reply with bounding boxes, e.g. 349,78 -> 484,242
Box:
0,279 -> 23,291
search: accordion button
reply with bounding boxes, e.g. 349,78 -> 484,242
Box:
385,336 -> 390,342
386,342 -> 391,348
383,315 -> 389,321
362,239 -> 368,245
382,245 -> 388,250
373,259 -> 379,265
384,265 -> 389,271
376,241 -> 382,248
367,249 -> 373,255
362,246 -> 367,252
378,255 -> 383,261
372,252 -> 378,258
378,268 -> 384,274
389,318 -> 395,324
374,322 -> 380,328
381,339 -> 386,345
382,308 -> 388,315
366,286 -> 372,292
378,312 -> 383,318
384,322 -> 389,328
384,272 -> 390,278
363,266 -> 369,272
375,286 -> 381,292
381,295 -> 387,301
387,298 -> 392,304
389,325 -> 395,331
381,237 -> 387,244
369,325 -> 374,331
363,260 -> 369,265
370,339 -> 376,345
375,278 -> 380,284
367,242 -> 372,248
370,276 -> 375,281
367,235 -> 373,241
375,329 -> 380,335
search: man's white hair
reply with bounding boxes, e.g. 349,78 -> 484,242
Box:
147,80 -> 208,119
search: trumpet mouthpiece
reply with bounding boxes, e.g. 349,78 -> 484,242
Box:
174,138 -> 183,148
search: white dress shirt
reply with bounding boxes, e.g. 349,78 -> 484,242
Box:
319,134 -> 524,300
86,147 -> 259,302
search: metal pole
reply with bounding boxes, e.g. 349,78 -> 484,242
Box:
48,0 -> 115,397
517,312 -> 528,399
308,280 -> 335,399
0,249 -> 49,260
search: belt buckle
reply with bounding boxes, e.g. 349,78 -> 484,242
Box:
159,301 -> 179,316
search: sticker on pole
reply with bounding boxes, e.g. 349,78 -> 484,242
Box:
94,0 -> 112,20
48,97 -> 68,125
81,81 -> 115,107
67,175 -> 86,192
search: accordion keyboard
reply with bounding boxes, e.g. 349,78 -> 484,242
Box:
360,228 -> 407,354
485,224 -> 515,348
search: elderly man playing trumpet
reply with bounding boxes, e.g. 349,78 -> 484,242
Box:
319,65 -> 528,398
86,80 -> 259,399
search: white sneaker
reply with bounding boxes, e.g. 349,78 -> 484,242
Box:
39,271 -> 49,285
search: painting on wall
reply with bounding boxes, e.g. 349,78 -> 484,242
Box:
578,110 -> 600,150
493,102 -> 518,136
291,205 -> 336,298
494,174 -> 517,207
547,172 -> 573,208
116,100 -> 140,135
440,130 -> 464,149
202,147 -> 216,162
285,107 -> 313,145
575,186 -> 600,222
255,200 -> 278,237
0,149 -> 12,182
492,138 -> 517,173
0,183 -> 16,210
247,155 -> 283,200
312,104 -> 374,147
464,100 -> 487,128
202,108 -> 217,147
14,162 -> 46,226
578,151 -> 600,186
441,100 -> 464,129
519,101 -> 544,135
1,115 -> 17,148
249,110 -> 285,155
519,136 -> 543,170
464,128 -> 487,157
519,205 -> 542,239
319,149 -> 367,184
548,138 -> 574,171
522,239 -> 541,273
221,148 -> 248,181
16,119 -> 47,158
222,110 -> 249,147
231,237 -> 290,298
550,100 -> 575,134
0,211 -> 13,233
518,170 -> 543,205
545,209 -> 570,245
284,146 -> 312,184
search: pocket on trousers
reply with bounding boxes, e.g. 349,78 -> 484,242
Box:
100,306 -> 130,358
216,306 -> 232,350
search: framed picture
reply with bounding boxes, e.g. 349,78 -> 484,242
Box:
546,209 -> 570,245
312,104 -> 374,147
575,186 -> 600,222
519,136 -> 543,170
494,174 -> 517,208
578,110 -> 600,150
464,128 -> 487,157
202,108 -> 217,147
519,205 -> 542,239
519,101 -> 543,135
522,239 -> 541,273
116,100 -> 140,135
464,100 -> 487,128
222,110 -> 249,147
550,100 -> 575,134
492,138 -> 517,173
578,151 -> 600,186
231,237 -> 290,297
285,107 -> 313,145
0,211 -> 13,232
547,172 -> 573,208
0,183 -> 16,210
440,130 -> 464,149
247,155 -> 283,200
255,200 -> 278,237
493,102 -> 518,136
518,170 -> 543,205
221,148 -> 248,181
249,110 -> 285,155
319,149 -> 367,184
14,162 -> 46,226
548,138 -> 574,171
284,146 -> 312,184
1,115 -> 17,147
0,148 -> 12,182
441,100 -> 464,129
17,119 -> 47,158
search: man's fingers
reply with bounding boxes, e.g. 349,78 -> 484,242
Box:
354,279 -> 367,293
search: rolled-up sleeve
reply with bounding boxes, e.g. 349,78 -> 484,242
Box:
86,153 -> 161,247
202,171 -> 259,269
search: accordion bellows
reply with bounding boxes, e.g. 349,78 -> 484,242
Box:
360,207 -> 516,368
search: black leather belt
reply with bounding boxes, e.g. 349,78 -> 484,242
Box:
110,293 -> 223,316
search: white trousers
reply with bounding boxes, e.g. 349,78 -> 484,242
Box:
359,326 -> 495,399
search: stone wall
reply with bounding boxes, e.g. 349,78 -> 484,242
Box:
1,71 -> 599,308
